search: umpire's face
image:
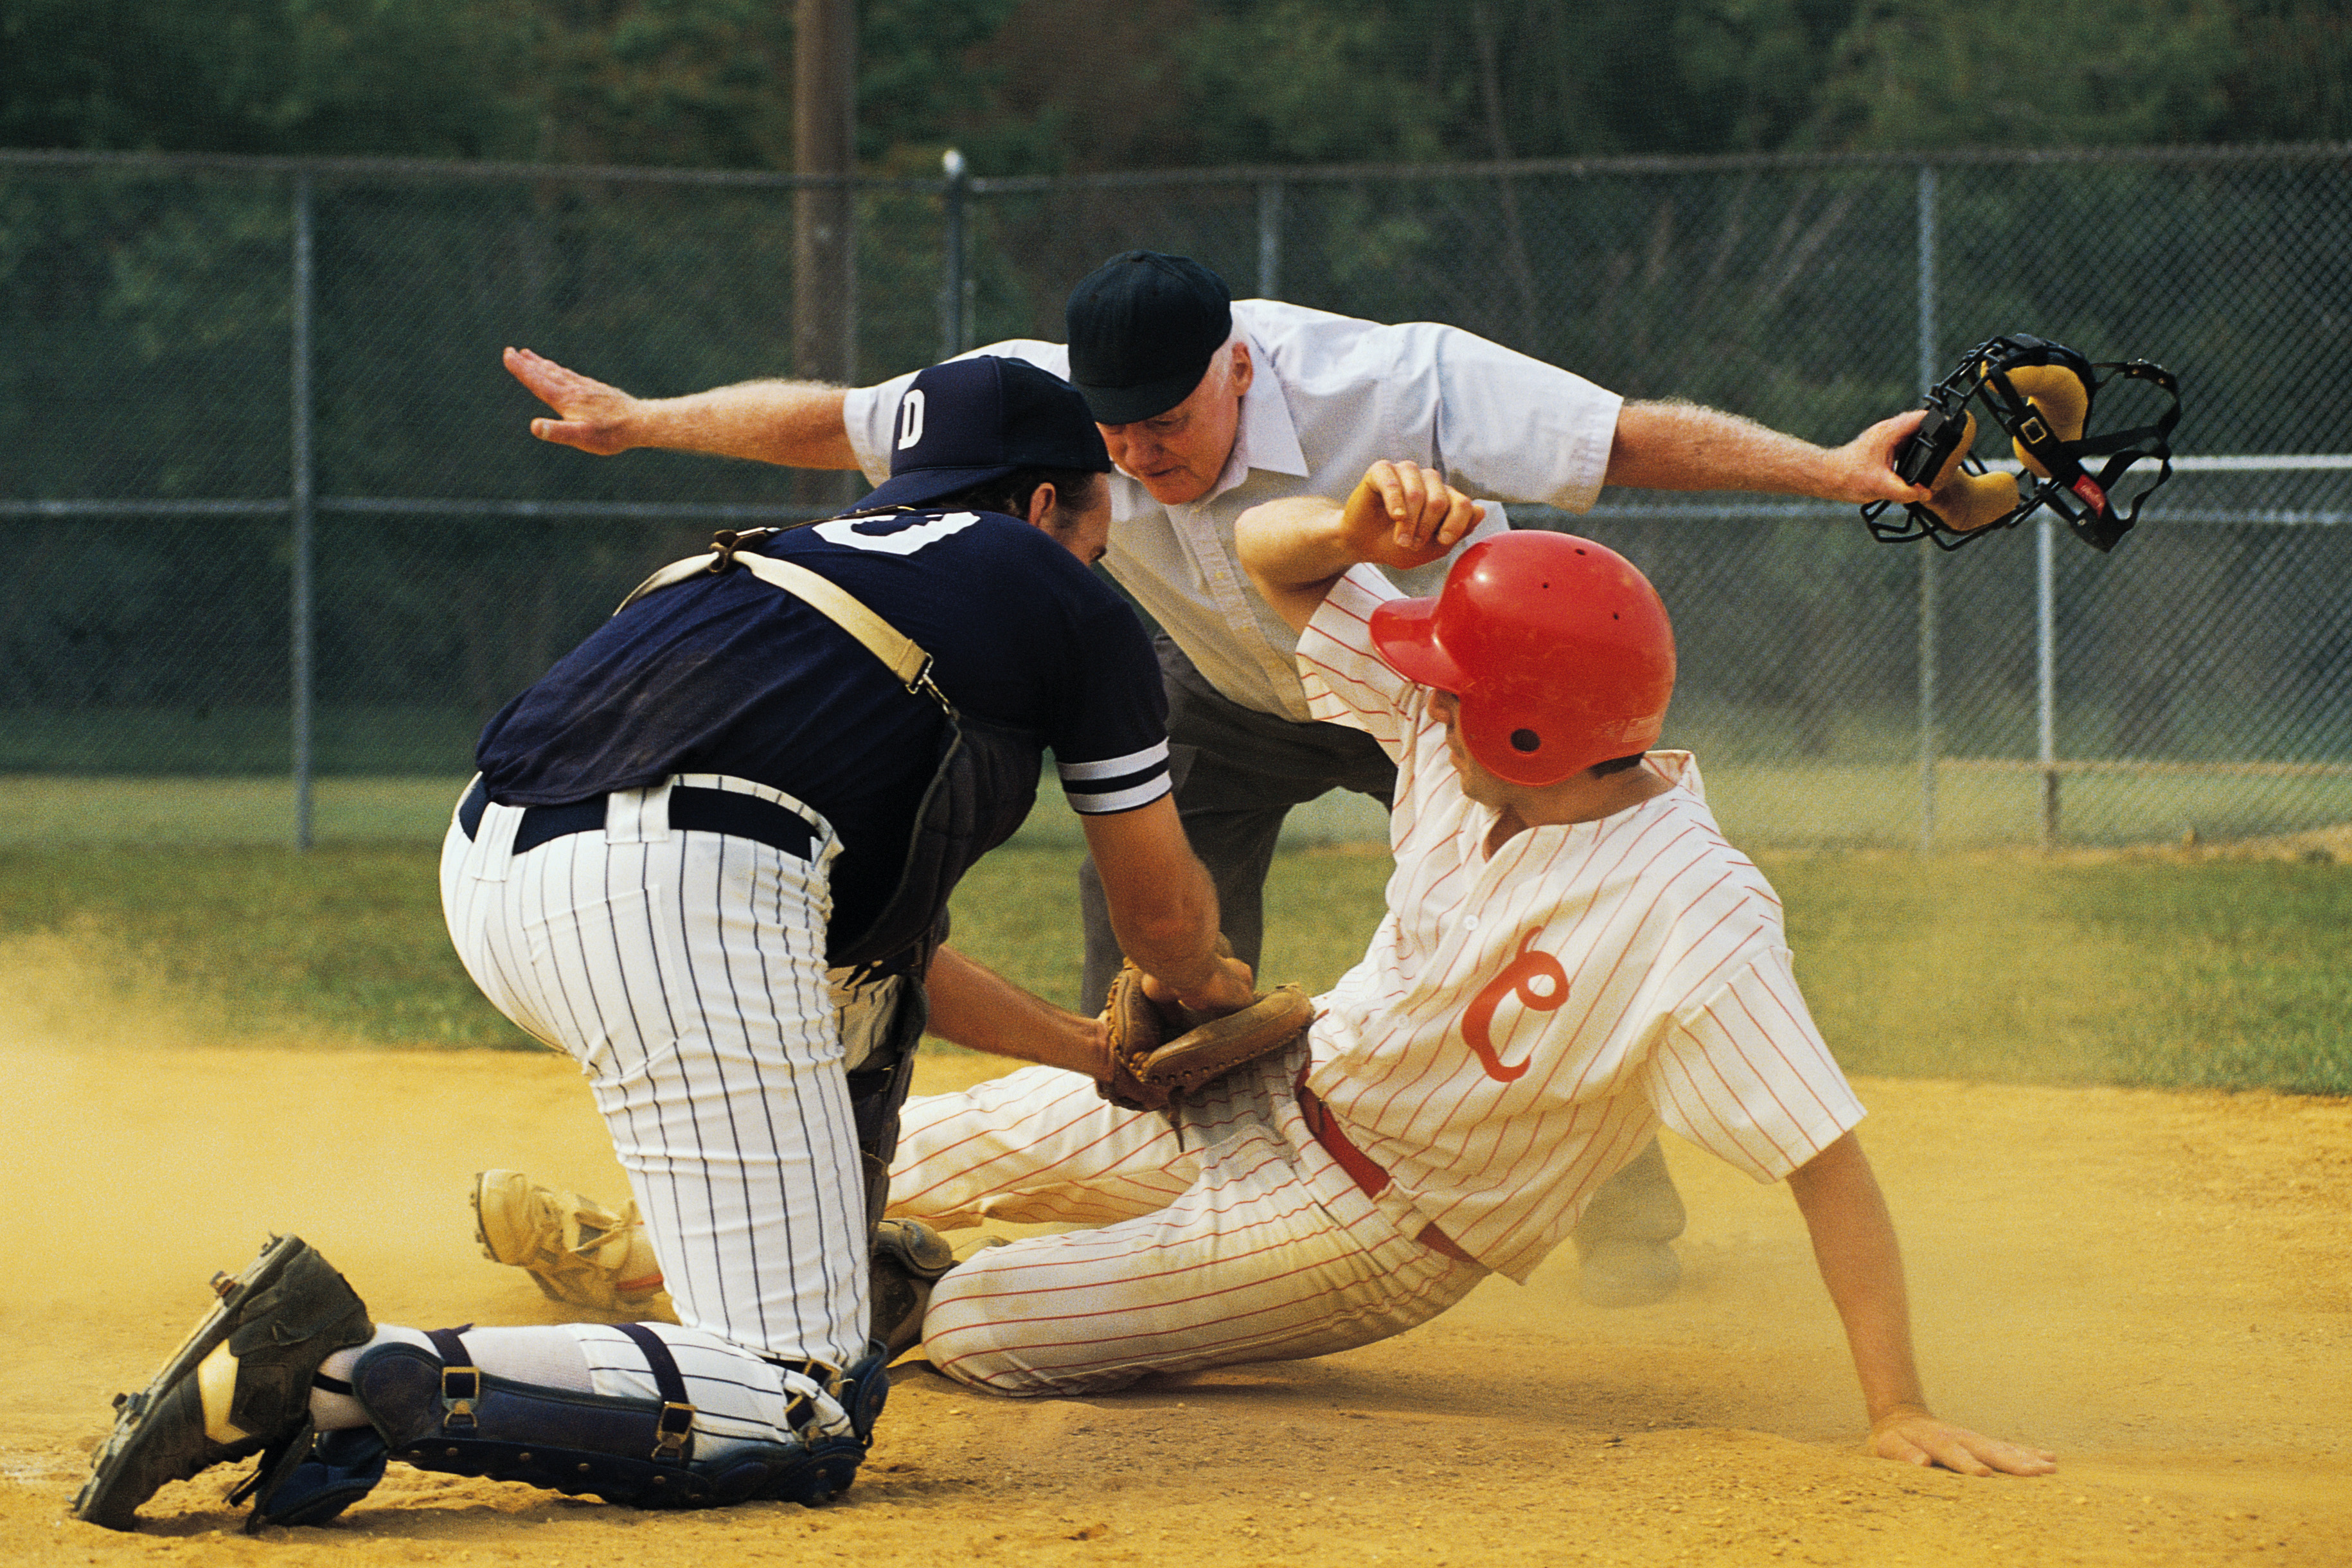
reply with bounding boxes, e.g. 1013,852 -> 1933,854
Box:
1096,341 -> 1253,507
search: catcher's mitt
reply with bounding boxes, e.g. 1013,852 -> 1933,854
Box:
1098,959 -> 1315,1112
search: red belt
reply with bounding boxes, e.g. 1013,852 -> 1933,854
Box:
1297,1079 -> 1477,1265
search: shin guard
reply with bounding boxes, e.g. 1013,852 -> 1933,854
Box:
352,1326 -> 885,1509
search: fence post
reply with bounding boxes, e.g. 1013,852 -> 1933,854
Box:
1257,179 -> 1283,298
2037,514 -> 2060,846
1915,164 -> 1939,855
290,170 -> 316,853
941,148 -> 968,360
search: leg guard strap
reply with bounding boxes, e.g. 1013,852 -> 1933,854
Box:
352,1333 -> 868,1509
235,1423 -> 389,1531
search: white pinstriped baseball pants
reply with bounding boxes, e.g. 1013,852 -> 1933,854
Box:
886,1045 -> 1488,1395
440,774 -> 871,1370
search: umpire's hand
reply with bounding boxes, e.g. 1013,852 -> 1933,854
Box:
506,346 -> 644,455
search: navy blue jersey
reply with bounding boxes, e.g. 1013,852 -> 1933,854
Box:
476,509 -> 1171,940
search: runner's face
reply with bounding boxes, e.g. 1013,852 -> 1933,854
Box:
1430,689 -> 1506,807
1095,343 -> 1252,506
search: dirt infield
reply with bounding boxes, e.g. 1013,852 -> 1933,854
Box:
3,1037 -> 2346,1567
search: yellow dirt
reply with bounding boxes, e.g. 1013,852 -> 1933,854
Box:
3,1040 -> 2346,1566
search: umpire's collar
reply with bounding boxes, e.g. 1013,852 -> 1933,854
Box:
1195,323 -> 1308,508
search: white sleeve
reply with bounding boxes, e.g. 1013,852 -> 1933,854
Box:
1295,564 -> 1418,753
841,339 -> 1075,488
841,373 -> 913,488
1643,949 -> 1867,1184
1417,325 -> 1623,515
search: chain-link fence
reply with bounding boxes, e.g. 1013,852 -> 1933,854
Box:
4,143 -> 2348,850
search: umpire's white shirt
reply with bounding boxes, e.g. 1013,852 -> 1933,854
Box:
842,299 -> 1623,722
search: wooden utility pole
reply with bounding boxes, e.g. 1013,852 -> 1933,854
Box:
794,0 -> 856,388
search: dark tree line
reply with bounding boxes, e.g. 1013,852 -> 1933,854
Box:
5,0 -> 2348,174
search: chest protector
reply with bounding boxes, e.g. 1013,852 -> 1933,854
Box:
618,528 -> 1038,976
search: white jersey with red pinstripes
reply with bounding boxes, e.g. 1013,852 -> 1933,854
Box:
1296,564 -> 1866,1283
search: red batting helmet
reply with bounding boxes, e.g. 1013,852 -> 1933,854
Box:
1369,531 -> 1675,787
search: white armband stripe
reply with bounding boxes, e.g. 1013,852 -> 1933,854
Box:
1066,776 -> 1174,815
1057,740 -> 1171,783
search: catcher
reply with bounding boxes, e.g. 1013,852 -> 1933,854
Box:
71,357 -> 1263,1533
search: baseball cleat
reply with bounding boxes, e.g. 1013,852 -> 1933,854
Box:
73,1234 -> 373,1531
1569,1139 -> 1688,1308
1572,1238 -> 1682,1308
471,1169 -> 673,1317
868,1219 -> 958,1360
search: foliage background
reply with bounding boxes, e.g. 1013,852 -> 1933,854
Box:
6,0 -> 2349,172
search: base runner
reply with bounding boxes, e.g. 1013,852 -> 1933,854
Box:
881,467 -> 2054,1474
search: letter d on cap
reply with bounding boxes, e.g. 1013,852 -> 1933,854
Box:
895,388 -> 927,451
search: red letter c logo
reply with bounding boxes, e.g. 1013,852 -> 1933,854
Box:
1462,929 -> 1567,1083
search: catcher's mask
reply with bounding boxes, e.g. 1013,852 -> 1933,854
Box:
1371,531 -> 1675,788
1862,333 -> 2180,553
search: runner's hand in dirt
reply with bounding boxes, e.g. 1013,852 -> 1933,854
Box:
1868,1406 -> 2058,1476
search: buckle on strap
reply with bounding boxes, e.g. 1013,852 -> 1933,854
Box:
652,1403 -> 695,1463
441,1366 -> 481,1430
614,1322 -> 697,1466
709,527 -> 780,573
427,1327 -> 481,1431
905,654 -> 950,711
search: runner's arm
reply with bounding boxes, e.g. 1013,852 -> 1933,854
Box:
1786,1131 -> 2058,1476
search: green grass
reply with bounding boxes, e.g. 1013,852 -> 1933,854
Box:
0,845 -> 527,1048
0,776 -> 478,846
1768,851 -> 2352,1096
13,765 -> 2352,851
2,839 -> 2346,1096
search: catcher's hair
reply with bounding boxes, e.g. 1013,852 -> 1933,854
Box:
941,467 -> 1105,522
1589,753 -> 1646,777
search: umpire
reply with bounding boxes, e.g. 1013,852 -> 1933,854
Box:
71,356 -> 1252,1532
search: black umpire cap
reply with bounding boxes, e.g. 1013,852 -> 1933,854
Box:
1064,251 -> 1234,425
856,355 -> 1112,512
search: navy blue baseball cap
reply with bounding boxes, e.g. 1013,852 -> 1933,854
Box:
857,355 -> 1113,512
1065,251 -> 1234,425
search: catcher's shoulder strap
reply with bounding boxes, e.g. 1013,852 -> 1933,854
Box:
617,522 -> 1039,976
616,526 -> 951,715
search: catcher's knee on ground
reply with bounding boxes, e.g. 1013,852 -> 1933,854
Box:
75,1233 -> 893,1531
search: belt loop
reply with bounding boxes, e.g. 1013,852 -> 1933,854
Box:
465,787 -> 519,882
1297,1079 -> 1393,1199
603,779 -> 674,845
1299,1076 -> 1477,1267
